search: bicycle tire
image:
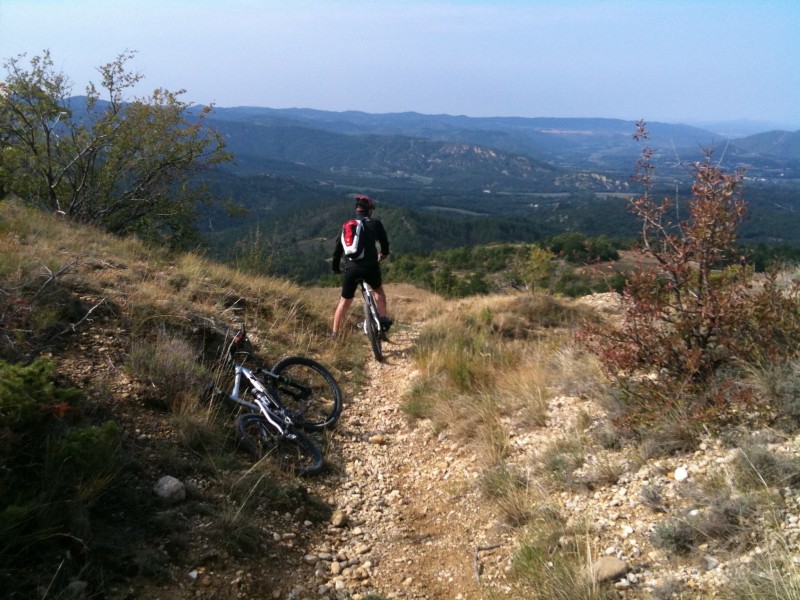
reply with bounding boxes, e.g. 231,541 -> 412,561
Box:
268,356 -> 343,431
235,413 -> 324,475
363,293 -> 384,362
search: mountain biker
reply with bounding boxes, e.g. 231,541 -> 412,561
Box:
331,195 -> 392,337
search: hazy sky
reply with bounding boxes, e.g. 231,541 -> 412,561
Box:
1,0 -> 798,128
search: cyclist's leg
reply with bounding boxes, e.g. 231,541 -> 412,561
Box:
372,285 -> 387,317
332,297 -> 353,335
365,266 -> 392,329
332,268 -> 358,335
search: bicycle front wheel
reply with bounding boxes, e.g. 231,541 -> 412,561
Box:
268,356 -> 343,431
235,413 -> 324,475
363,296 -> 384,362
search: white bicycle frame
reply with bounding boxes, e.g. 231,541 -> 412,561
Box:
360,280 -> 383,334
228,363 -> 291,432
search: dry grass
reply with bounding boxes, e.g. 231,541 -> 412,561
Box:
496,343 -> 555,428
727,536 -> 800,599
512,516 -> 618,600
583,453 -> 627,486
741,358 -> 800,430
0,199 -> 342,369
480,466 -> 549,526
648,444 -> 796,567
549,342 -> 610,400
538,436 -> 587,485
731,444 -> 800,492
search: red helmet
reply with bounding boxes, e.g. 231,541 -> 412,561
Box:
355,195 -> 375,212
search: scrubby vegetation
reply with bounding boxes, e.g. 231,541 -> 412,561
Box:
0,200 -> 351,597
580,124 -> 800,434
0,357 -> 123,592
399,124 -> 800,598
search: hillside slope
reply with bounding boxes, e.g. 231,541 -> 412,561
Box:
2,202 -> 799,599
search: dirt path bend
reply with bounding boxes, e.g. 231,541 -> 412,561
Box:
287,323 -> 515,600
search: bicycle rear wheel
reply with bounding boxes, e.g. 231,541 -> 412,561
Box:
235,413 -> 324,475
268,356 -> 343,431
363,294 -> 384,362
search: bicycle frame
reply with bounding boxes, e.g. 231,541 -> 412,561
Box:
215,324 -> 340,474
225,362 -> 296,437
359,280 -> 385,361
360,280 -> 382,332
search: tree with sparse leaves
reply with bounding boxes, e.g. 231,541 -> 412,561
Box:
513,245 -> 556,292
581,121 -> 800,385
0,50 -> 230,247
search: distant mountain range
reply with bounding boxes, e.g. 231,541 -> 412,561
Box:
197,106 -> 800,191
682,119 -> 800,138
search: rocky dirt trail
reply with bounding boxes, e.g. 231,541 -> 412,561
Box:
278,323 -> 514,599
58,308 -> 513,600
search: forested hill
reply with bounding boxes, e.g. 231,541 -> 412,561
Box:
200,106 -> 800,179
207,115 -> 564,192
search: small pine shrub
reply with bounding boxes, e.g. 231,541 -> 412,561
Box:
0,358 -> 123,595
0,357 -> 82,427
48,420 -> 122,480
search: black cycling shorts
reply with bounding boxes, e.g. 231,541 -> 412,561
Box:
341,263 -> 382,299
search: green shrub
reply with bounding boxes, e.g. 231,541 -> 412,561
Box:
0,357 -> 82,427
0,357 -> 122,590
48,420 -> 122,480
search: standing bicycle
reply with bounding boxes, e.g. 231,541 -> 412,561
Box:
331,195 -> 393,343
358,278 -> 387,361
211,324 -> 343,475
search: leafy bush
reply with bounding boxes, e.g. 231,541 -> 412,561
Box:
1,50 -> 230,247
546,232 -> 621,263
580,123 -> 800,432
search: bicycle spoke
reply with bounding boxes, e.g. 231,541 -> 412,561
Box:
235,414 -> 323,475
269,357 -> 343,431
